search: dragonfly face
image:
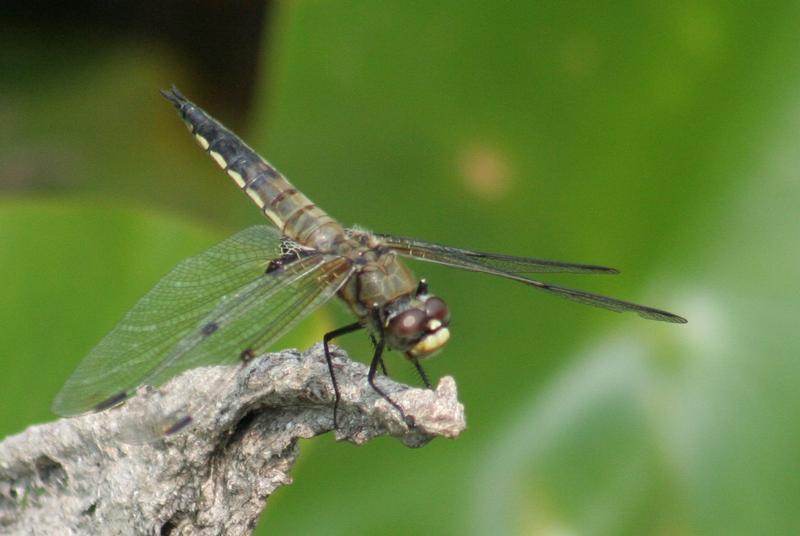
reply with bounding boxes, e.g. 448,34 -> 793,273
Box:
51,87 -> 686,439
382,283 -> 451,359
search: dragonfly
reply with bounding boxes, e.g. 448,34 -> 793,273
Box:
52,87 -> 686,438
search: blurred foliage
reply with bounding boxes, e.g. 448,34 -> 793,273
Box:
0,201 -> 218,435
2,1 -> 800,535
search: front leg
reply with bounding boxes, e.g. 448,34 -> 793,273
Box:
369,332 -> 390,376
323,322 -> 363,427
367,338 -> 414,427
411,358 -> 432,389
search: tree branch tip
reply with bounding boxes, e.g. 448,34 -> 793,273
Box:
0,346 -> 465,535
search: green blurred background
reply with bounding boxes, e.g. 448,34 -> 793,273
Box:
2,1 -> 799,534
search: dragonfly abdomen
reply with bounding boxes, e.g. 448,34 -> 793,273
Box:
162,88 -> 344,250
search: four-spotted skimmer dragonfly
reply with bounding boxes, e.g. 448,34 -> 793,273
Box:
52,88 -> 686,438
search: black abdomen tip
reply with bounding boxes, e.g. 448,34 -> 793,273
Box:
160,86 -> 189,110
201,321 -> 219,335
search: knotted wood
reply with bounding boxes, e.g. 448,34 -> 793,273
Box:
0,345 -> 465,535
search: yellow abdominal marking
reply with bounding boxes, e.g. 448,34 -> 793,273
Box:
209,150 -> 227,169
194,133 -> 209,149
409,327 -> 450,357
227,169 -> 246,187
263,208 -> 284,227
245,188 -> 265,206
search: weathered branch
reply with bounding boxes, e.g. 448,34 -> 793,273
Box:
0,345 -> 465,535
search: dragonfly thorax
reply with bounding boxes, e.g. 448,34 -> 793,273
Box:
336,231 -> 453,358
337,238 -> 415,312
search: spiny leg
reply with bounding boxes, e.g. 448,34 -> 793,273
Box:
368,338 -> 414,427
323,322 -> 363,427
411,358 -> 432,389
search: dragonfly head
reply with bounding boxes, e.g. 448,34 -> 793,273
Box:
385,283 -> 451,359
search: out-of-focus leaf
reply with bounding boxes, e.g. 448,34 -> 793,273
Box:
252,2 -> 800,535
1,1 -> 799,534
470,98 -> 800,535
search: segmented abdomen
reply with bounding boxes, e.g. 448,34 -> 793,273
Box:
162,88 -> 344,249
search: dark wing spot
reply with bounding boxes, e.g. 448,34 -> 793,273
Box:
201,321 -> 219,335
163,415 -> 193,436
265,259 -> 283,274
94,391 -> 127,412
240,348 -> 256,362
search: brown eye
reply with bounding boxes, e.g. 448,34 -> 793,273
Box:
425,297 -> 449,323
388,309 -> 426,337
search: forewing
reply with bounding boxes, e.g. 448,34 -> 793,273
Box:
372,232 -> 686,323
53,225 -> 283,416
371,232 -> 618,274
113,255 -> 355,443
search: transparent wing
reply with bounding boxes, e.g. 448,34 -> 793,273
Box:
373,232 -> 686,323
53,225 -> 286,416
113,254 -> 356,442
370,232 -> 618,274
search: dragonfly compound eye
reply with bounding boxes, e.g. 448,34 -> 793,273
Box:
388,309 -> 427,338
424,297 -> 449,324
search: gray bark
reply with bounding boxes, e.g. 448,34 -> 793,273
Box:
0,345 -> 465,535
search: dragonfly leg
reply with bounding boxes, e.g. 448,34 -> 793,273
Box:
411,358 -> 432,389
323,322 -> 363,427
368,338 -> 414,427
369,333 -> 390,376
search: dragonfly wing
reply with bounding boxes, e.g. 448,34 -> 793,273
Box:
496,272 -> 687,323
53,225 -> 284,416
371,232 -> 686,323
113,254 -> 355,443
371,232 -> 618,274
